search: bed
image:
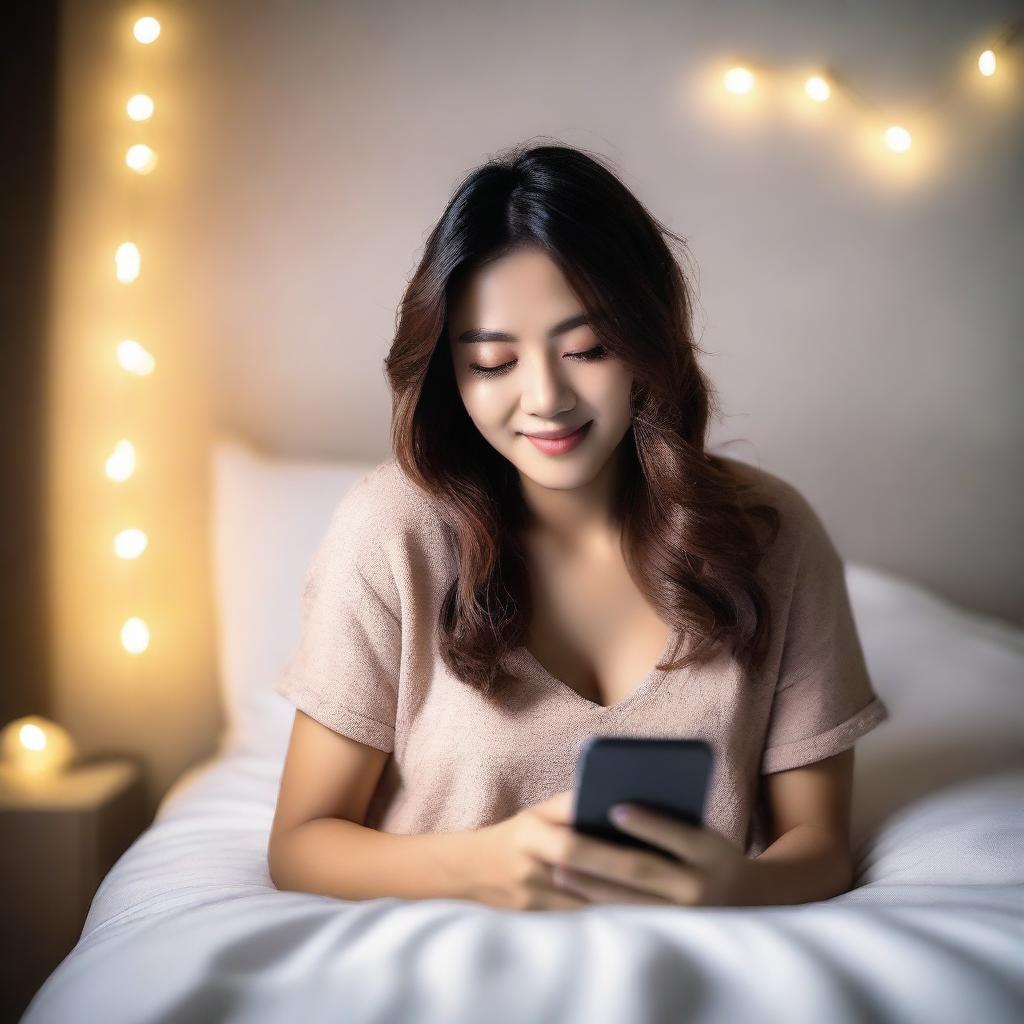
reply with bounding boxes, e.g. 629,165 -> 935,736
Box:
22,438 -> 1024,1023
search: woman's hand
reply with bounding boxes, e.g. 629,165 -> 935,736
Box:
545,797 -> 757,907
461,790 -> 593,911
465,791 -> 757,910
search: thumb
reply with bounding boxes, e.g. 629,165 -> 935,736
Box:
532,789 -> 576,822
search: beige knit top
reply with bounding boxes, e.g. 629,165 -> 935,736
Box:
273,455 -> 890,858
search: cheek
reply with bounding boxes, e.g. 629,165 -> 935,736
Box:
585,366 -> 634,419
458,377 -> 511,428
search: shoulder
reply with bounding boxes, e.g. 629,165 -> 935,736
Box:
319,456 -> 449,572
715,454 -> 837,567
717,454 -> 822,528
330,457 -> 436,526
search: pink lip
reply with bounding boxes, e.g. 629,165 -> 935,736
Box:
523,421 -> 592,455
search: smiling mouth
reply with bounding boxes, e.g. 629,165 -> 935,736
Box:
521,422 -> 591,440
520,421 -> 593,455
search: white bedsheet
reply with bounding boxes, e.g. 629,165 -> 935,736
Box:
23,558 -> 1024,1022
21,747 -> 1024,1024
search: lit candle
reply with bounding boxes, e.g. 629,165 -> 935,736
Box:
0,715 -> 76,787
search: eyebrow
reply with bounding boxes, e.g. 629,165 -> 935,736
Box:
455,312 -> 590,344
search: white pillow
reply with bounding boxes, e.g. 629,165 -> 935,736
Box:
841,561 -> 1024,849
209,434 -> 378,756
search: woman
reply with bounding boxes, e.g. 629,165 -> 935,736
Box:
268,142 -> 890,911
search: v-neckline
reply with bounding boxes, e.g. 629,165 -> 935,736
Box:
506,625 -> 680,716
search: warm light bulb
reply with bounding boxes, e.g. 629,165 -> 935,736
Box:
122,617 -> 151,654
883,125 -> 912,153
105,439 -> 137,481
20,723 -> 46,751
126,144 -> 157,174
125,94 -> 153,120
0,715 -> 76,782
115,242 -> 141,283
804,75 -> 831,102
133,17 -> 161,44
126,93 -> 155,120
723,67 -> 755,95
117,339 -> 156,375
114,529 -> 148,559
978,49 -> 996,77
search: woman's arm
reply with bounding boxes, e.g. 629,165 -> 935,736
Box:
269,710 -> 480,901
269,818 -> 475,901
747,747 -> 855,905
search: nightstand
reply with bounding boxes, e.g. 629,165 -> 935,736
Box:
0,756 -> 149,1024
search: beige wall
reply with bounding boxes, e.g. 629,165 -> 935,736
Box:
49,0 -> 1024,811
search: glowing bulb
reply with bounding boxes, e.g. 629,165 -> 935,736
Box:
723,67 -> 755,95
804,75 -> 831,102
122,617 -> 150,654
117,339 -> 156,375
133,17 -> 161,44
115,242 -> 141,283
126,144 -> 157,174
0,716 -> 76,782
978,49 -> 996,77
126,94 -> 155,121
114,529 -> 148,559
20,724 -> 46,751
883,125 -> 912,153
105,439 -> 137,481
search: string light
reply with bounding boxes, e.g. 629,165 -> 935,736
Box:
116,339 -> 156,375
883,125 -> 913,153
126,93 -> 154,120
105,439 -> 136,482
717,17 -> 1022,161
804,75 -> 831,103
981,18 -> 1023,77
114,529 -> 148,559
121,618 -> 150,654
723,67 -> 755,95
132,17 -> 160,44
109,14 -> 166,657
125,143 -> 158,174
115,241 -> 140,282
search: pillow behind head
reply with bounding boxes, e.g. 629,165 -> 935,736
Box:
209,434 -> 378,757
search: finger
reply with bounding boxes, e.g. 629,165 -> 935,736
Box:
535,886 -> 591,912
609,805 -> 718,867
551,864 -> 674,906
539,824 -> 691,901
532,789 -> 576,823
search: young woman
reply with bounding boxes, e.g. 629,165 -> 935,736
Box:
268,142 -> 890,912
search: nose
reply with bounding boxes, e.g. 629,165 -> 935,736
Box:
519,349 -> 577,419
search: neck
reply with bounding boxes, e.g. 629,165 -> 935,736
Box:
517,449 -> 624,558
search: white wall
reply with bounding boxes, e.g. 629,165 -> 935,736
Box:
49,0 -> 1024,803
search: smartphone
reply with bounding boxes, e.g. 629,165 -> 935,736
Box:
572,736 -> 713,863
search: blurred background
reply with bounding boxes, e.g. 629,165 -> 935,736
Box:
3,0 -> 1023,832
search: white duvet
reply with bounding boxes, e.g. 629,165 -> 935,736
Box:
21,546 -> 1024,1022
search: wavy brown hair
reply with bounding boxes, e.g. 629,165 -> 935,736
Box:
383,141 -> 780,700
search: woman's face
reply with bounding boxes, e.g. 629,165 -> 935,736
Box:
447,246 -> 635,492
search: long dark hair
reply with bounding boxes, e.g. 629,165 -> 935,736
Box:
383,141 -> 780,699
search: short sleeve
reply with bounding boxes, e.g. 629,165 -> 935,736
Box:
761,493 -> 890,774
273,494 -> 401,753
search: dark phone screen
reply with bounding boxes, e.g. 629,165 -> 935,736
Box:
572,737 -> 713,863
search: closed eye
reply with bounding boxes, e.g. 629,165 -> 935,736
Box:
468,346 -> 609,378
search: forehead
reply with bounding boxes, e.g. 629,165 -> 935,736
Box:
449,248 -> 578,324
